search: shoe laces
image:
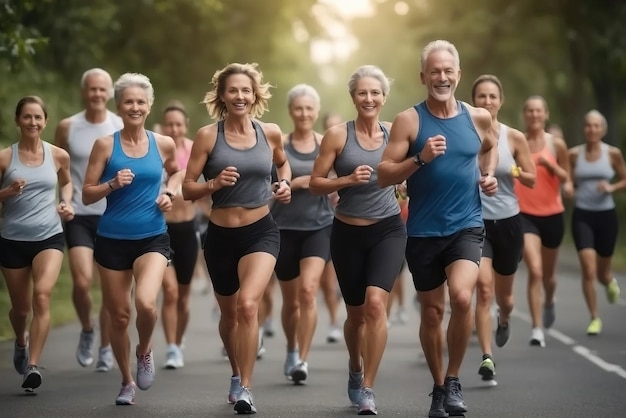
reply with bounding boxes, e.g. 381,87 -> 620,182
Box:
239,386 -> 254,404
118,383 -> 135,398
79,333 -> 93,351
138,352 -> 153,372
446,379 -> 462,396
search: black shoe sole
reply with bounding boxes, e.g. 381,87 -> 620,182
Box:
234,400 -> 256,414
478,366 -> 495,380
22,372 -> 42,390
428,409 -> 449,418
357,409 -> 378,415
291,370 -> 307,384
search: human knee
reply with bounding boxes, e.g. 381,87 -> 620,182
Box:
299,282 -> 318,309
236,298 -> 259,323
449,288 -> 473,311
32,291 -> 52,313
476,280 -> 493,306
420,303 -> 444,327
135,297 -> 158,318
109,311 -> 131,329
364,294 -> 387,321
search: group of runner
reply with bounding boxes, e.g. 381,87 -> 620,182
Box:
1,39 -> 625,417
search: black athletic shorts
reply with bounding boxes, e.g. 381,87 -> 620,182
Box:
275,225 -> 332,281
0,233 -> 65,269
482,214 -> 523,276
94,233 -> 170,271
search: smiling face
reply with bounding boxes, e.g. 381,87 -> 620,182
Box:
16,102 -> 47,139
351,76 -> 385,118
289,94 -> 319,132
523,98 -> 548,132
117,86 -> 151,127
420,49 -> 461,103
583,112 -> 607,144
221,73 -> 255,116
472,80 -> 502,119
162,109 -> 188,140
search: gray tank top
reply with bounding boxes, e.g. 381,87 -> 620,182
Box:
203,120 -> 273,209
574,143 -> 615,211
68,110 -> 123,215
270,136 -> 334,230
1,141 -> 64,240
333,121 -> 399,220
481,124 -> 520,220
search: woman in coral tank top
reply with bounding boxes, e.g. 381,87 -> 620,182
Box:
514,96 -> 573,348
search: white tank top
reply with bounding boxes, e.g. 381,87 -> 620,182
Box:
67,110 -> 123,215
480,123 -> 520,220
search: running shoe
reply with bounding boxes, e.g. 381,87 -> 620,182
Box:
21,365 -> 42,390
348,366 -> 364,405
115,382 -> 136,405
164,344 -> 180,369
428,385 -> 448,418
136,349 -> 155,390
13,341 -> 28,375
529,327 -> 545,347
283,351 -> 299,380
478,355 -> 496,380
542,303 -> 556,329
326,326 -> 342,343
357,387 -> 377,415
290,361 -> 308,384
96,345 -> 114,372
587,318 -> 602,336
76,330 -> 95,367
495,317 -> 511,348
234,386 -> 257,414
228,375 -> 242,404
443,376 -> 467,415
606,278 -> 620,304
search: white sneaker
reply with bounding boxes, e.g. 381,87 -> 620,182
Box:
326,326 -> 342,343
95,346 -> 114,372
529,328 -> 545,347
290,361 -> 308,384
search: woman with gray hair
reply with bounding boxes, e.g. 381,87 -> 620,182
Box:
310,65 -> 406,415
270,84 -> 335,384
82,72 -> 183,405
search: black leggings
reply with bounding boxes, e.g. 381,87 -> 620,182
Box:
330,214 -> 407,306
167,220 -> 198,285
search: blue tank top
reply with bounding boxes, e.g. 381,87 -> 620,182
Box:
97,130 -> 167,239
406,101 -> 483,237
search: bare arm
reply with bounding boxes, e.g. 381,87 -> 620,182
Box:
53,146 -> 75,220
473,108 -> 497,176
265,122 -> 291,204
309,124 -> 358,195
54,118 -> 71,151
155,134 -> 182,212
510,128 -> 535,189
82,137 -> 114,205
378,109 -> 420,187
182,125 -> 217,201
0,148 -> 24,202
607,146 -> 626,192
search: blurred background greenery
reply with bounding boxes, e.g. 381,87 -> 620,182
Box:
1,0 -> 625,338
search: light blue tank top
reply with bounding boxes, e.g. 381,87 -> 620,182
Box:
97,131 -> 167,239
1,141 -> 63,241
406,101 -> 483,237
333,121 -> 399,220
203,120 -> 273,209
270,136 -> 334,230
481,124 -> 519,220
574,143 -> 615,211
67,110 -> 123,216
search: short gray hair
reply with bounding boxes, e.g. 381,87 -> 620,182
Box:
347,65 -> 392,98
585,109 -> 608,132
81,68 -> 114,97
113,73 -> 155,107
286,84 -> 320,110
421,40 -> 460,72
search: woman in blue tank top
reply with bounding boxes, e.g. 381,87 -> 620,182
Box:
310,65 -> 407,415
182,62 -> 292,414
568,110 -> 626,336
0,96 -> 74,392
82,73 -> 183,406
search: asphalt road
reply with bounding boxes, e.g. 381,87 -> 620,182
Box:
0,248 -> 624,417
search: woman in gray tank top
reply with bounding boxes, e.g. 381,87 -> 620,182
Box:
568,110 -> 626,336
270,84 -> 336,384
0,96 -> 74,392
310,65 -> 407,415
182,63 -> 292,414
471,75 -> 536,383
